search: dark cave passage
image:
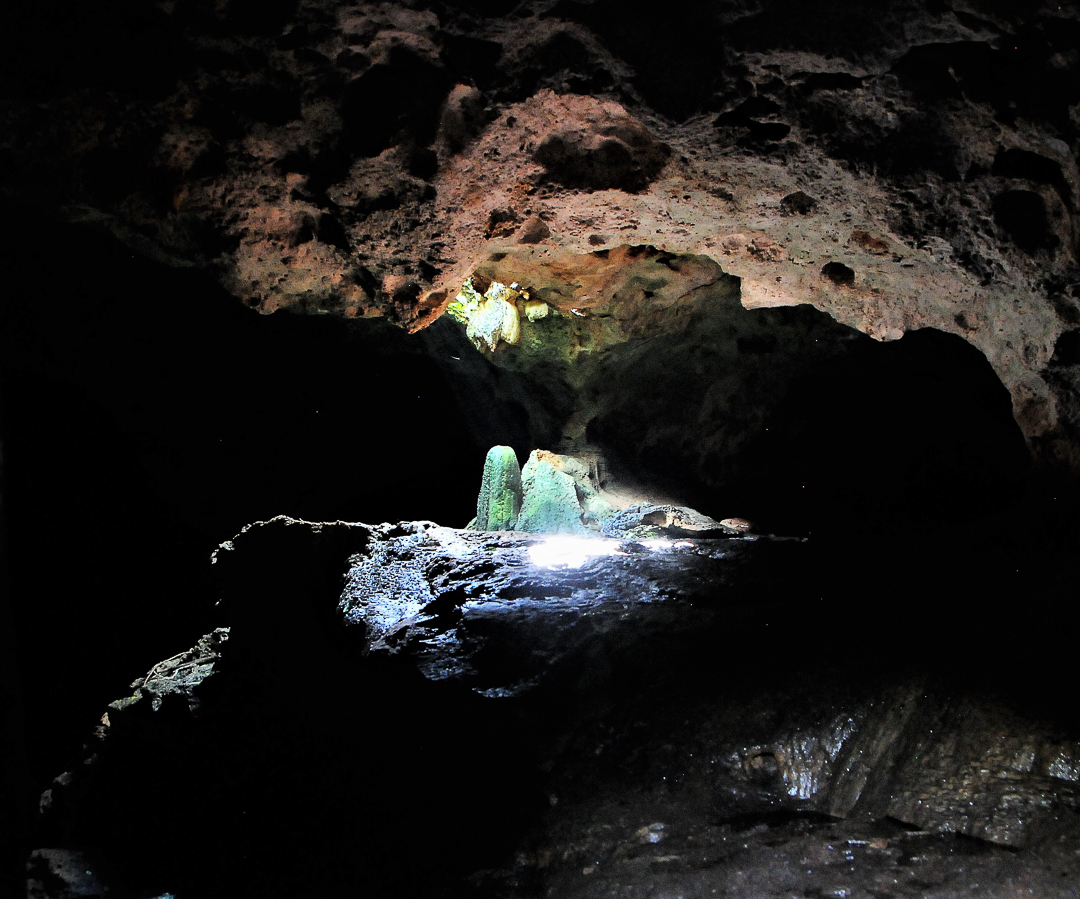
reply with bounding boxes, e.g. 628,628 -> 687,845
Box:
0,212 -> 1046,810
6,0 -> 1080,894
747,326 -> 1032,536
585,310 -> 1030,539
0,213 -> 1040,800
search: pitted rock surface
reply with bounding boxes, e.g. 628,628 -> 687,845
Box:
600,503 -> 731,539
5,0 -> 1080,466
335,520 -> 1080,850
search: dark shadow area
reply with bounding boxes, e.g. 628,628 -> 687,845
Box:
587,306 -> 1030,540
30,518 -> 1080,897
747,326 -> 1032,536
0,208 -> 482,807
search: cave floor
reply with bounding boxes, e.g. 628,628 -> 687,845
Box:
26,519 -> 1080,899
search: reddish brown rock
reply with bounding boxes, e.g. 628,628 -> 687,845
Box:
3,0 -> 1080,469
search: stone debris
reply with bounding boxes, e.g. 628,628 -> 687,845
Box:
602,503 -> 731,539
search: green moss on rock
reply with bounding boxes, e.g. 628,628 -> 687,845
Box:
473,445 -> 522,531
517,450 -> 588,535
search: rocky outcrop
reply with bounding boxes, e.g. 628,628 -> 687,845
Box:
517,449 -> 589,535
472,444 -> 523,530
467,445 -> 741,537
601,503 -> 734,539
469,446 -> 595,534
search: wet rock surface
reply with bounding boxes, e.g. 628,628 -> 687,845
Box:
27,517 -> 1080,897
338,521 -> 806,691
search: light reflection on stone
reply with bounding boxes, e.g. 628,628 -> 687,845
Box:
527,535 -> 695,568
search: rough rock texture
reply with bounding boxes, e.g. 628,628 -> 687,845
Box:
517,449 -> 589,534
27,517 -> 1080,897
473,444 -> 524,530
470,446 -> 713,536
5,0 -> 1080,472
338,520 -> 807,690
601,502 -> 732,539
8,6 -> 1080,893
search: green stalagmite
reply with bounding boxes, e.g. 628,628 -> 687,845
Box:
473,445 -> 522,531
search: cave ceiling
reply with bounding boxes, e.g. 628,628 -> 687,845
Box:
3,0 -> 1080,474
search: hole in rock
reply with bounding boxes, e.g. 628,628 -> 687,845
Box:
339,46 -> 454,158
993,189 -> 1057,253
821,260 -> 855,285
780,190 -> 818,215
992,148 -> 1072,210
744,120 -> 791,142
435,250 -> 1030,546
1050,329 -> 1080,366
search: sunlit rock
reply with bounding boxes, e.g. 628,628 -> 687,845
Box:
472,445 -> 522,531
449,278 -> 524,351
516,450 -> 588,535
28,517 -> 1080,896
602,502 -> 730,539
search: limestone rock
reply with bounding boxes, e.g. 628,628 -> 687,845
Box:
531,102 -> 671,192
532,449 -> 620,530
516,216 -> 551,245
28,517 -> 1080,897
718,517 -> 754,535
9,0 -> 1080,469
516,450 -> 588,535
602,502 -> 728,540
711,683 -> 1080,849
26,849 -> 107,899
473,445 -> 522,531
451,279 -> 524,352
465,291 -> 520,351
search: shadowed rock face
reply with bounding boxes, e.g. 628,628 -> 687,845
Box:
426,274 -> 1032,534
3,0 -> 1079,469
29,519 -> 1080,897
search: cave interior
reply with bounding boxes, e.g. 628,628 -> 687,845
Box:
4,0 -> 1080,897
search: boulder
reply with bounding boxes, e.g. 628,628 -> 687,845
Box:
516,450 -> 589,535
601,502 -> 729,539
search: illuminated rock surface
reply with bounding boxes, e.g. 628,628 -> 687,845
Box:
28,518 -> 1080,897
4,0 -> 1080,466
473,444 -> 524,530
516,450 -> 590,534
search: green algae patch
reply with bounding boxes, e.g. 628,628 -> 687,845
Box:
517,450 -> 588,535
473,445 -> 523,531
